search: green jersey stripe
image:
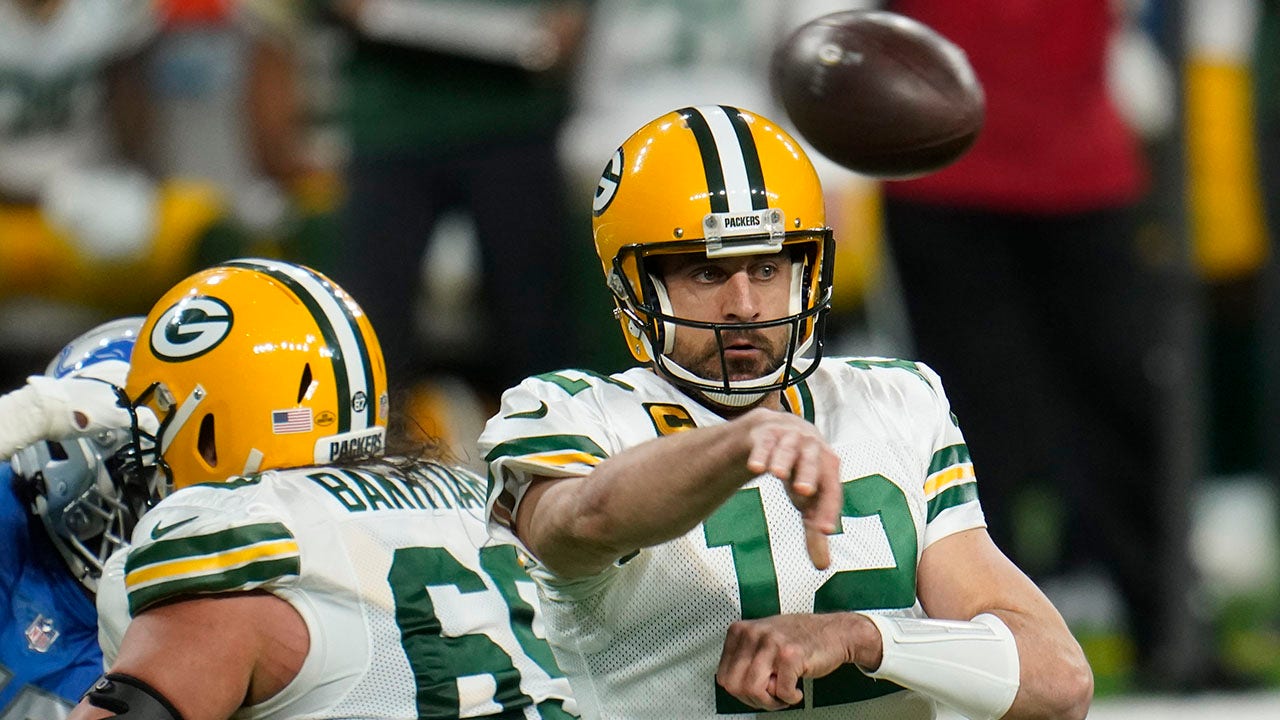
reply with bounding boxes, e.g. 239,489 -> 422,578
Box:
786,370 -> 816,423
126,522 -> 294,571
484,434 -> 608,463
126,538 -> 298,595
928,444 -> 971,476
127,556 -> 301,616
845,358 -> 931,387
533,369 -> 635,396
927,482 -> 979,522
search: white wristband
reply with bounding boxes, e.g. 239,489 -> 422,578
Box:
861,612 -> 1020,720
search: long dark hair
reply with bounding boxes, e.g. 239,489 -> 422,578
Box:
331,408 -> 456,473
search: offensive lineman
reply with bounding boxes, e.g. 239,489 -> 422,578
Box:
480,106 -> 1093,719
68,259 -> 575,720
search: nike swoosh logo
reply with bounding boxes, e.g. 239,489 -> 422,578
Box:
151,516 -> 198,540
504,401 -> 548,420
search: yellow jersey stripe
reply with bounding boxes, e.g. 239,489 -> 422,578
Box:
924,463 -> 975,497
126,538 -> 300,589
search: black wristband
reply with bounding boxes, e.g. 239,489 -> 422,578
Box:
84,672 -> 186,720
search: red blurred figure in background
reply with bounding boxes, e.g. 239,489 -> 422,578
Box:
878,0 -> 1204,690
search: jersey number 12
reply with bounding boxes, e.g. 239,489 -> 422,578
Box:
704,474 -> 916,712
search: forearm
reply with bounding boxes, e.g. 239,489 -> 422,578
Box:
984,608 -> 1092,720
521,421 -> 757,576
864,606 -> 1091,719
914,530 -> 1093,719
581,421 -> 763,542
857,612 -> 1020,720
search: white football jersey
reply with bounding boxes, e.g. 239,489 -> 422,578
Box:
480,358 -> 987,720
97,461 -> 577,720
0,0 -> 157,198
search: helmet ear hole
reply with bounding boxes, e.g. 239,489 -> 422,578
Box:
48,440 -> 68,461
297,363 -> 314,404
198,414 -> 217,467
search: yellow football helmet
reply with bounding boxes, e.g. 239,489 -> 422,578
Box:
592,105 -> 834,404
118,258 -> 388,496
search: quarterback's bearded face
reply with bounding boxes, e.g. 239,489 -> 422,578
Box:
677,328 -> 788,383
654,252 -> 795,384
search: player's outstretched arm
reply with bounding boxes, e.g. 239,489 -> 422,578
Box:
67,592 -> 308,720
515,407 -> 843,578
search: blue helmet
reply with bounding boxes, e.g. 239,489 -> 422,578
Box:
10,317 -> 144,593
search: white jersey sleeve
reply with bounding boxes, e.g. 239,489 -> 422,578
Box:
96,548 -> 129,668
113,479 -> 301,618
914,361 -> 987,549
481,369 -> 627,545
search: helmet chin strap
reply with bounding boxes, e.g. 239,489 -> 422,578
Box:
657,351 -> 780,408
644,270 -> 810,408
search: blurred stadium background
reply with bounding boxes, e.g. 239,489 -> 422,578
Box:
2,0 -> 1278,713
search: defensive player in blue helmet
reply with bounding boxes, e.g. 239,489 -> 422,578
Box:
0,318 -> 145,718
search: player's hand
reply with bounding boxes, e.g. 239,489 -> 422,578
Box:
737,408 -> 842,569
717,613 -> 868,711
0,376 -> 135,460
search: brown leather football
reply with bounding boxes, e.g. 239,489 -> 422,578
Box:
771,10 -> 985,178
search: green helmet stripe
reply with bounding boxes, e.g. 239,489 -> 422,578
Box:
222,259 -> 375,432
683,105 -> 768,215
720,104 -> 768,211
680,106 -> 730,214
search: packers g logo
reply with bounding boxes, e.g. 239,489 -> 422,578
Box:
150,296 -> 234,361
593,148 -> 623,217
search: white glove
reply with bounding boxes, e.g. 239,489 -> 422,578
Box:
0,376 -> 136,460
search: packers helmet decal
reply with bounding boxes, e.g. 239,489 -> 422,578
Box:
149,296 -> 234,361
594,148 -> 623,217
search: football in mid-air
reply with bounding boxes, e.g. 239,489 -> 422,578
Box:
770,10 -> 985,179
